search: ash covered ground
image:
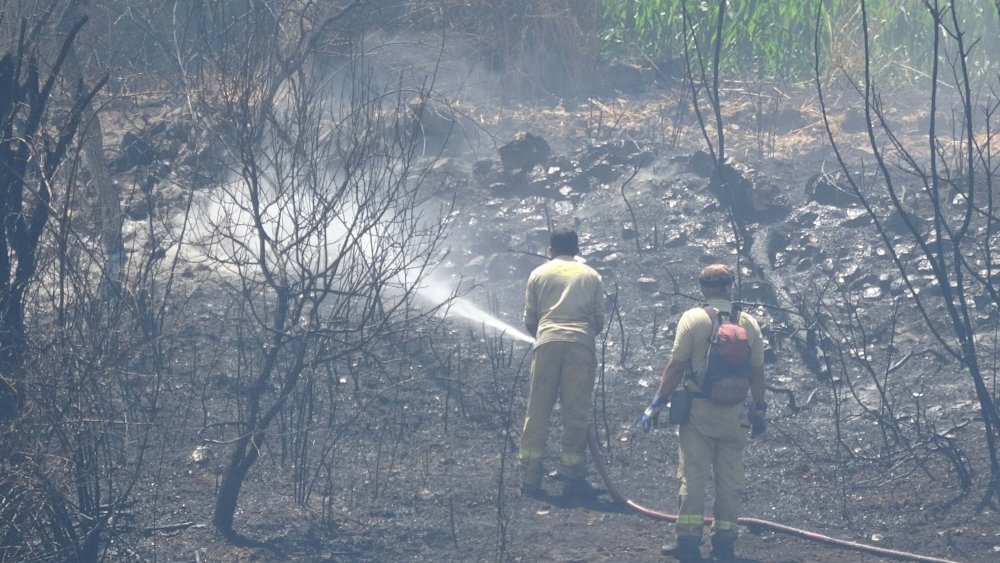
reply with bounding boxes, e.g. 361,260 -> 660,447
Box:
123,37 -> 1000,563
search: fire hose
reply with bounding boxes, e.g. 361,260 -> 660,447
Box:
586,428 -> 960,563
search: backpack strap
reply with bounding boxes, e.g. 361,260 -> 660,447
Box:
690,305 -> 721,393
703,305 -> 721,339
726,303 -> 743,325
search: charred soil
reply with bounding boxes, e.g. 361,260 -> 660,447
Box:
128,80 -> 999,563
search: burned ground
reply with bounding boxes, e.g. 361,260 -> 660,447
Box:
0,2 -> 997,561
109,73 -> 1000,563
113,80 -> 1000,562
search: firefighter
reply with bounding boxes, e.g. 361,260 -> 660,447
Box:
642,264 -> 767,562
519,227 -> 604,496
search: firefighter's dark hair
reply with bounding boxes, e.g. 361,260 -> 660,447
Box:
550,227 -> 579,256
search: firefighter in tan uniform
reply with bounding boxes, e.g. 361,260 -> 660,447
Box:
519,227 -> 604,496
644,264 -> 767,562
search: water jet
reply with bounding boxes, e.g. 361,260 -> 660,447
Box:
416,277 -> 535,344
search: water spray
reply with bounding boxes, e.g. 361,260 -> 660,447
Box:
189,172 -> 537,346
415,277 -> 535,344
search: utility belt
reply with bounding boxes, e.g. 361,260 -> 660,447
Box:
683,379 -> 710,400
669,380 -> 740,426
667,384 -> 696,425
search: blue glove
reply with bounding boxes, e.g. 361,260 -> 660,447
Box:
642,393 -> 668,432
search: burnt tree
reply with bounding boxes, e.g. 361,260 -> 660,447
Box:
816,0 -> 1000,502
0,14 -> 107,563
0,18 -> 103,420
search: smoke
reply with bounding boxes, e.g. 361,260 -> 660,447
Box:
175,30 -> 539,344
179,147 -> 534,344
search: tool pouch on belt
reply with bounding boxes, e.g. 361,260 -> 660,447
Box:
667,388 -> 692,425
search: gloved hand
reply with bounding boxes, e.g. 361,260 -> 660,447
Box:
642,393 -> 668,432
750,402 -> 768,438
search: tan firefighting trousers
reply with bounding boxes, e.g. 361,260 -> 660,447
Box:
518,341 -> 596,482
675,397 -> 748,543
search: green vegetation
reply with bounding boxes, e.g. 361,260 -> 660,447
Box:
600,0 -> 1000,82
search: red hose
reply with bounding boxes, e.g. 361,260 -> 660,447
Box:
587,428 -> 959,563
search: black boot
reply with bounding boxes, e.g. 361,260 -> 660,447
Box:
560,476 -> 598,499
710,536 -> 735,561
661,536 -> 702,562
519,459 -> 544,497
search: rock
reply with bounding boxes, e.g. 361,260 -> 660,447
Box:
601,252 -> 624,265
408,97 -> 458,139
709,164 -> 755,222
499,132 -> 551,177
472,159 -> 496,180
805,173 -> 859,207
620,137 -> 641,154
841,211 -> 873,228
568,174 -> 593,193
526,228 -> 551,246
883,207 -> 922,235
484,252 -> 542,279
629,150 -> 655,168
659,228 -> 687,248
580,139 -> 643,168
585,242 -> 617,259
847,271 -> 879,291
698,253 -> 727,265
487,181 -> 516,197
686,150 -> 716,178
190,445 -> 213,467
774,106 -> 807,131
113,131 -> 157,172
578,143 -> 606,169
584,161 -> 618,183
754,202 -> 792,224
796,211 -> 819,227
525,180 -> 567,201
473,160 -> 505,188
637,277 -> 658,290
650,57 -> 686,80
763,226 -> 791,267
600,60 -> 648,94
125,199 -> 151,221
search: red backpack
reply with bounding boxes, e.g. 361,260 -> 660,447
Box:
694,305 -> 752,406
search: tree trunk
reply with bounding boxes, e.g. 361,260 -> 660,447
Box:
57,3 -> 124,297
212,436 -> 261,538
0,290 -> 25,419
